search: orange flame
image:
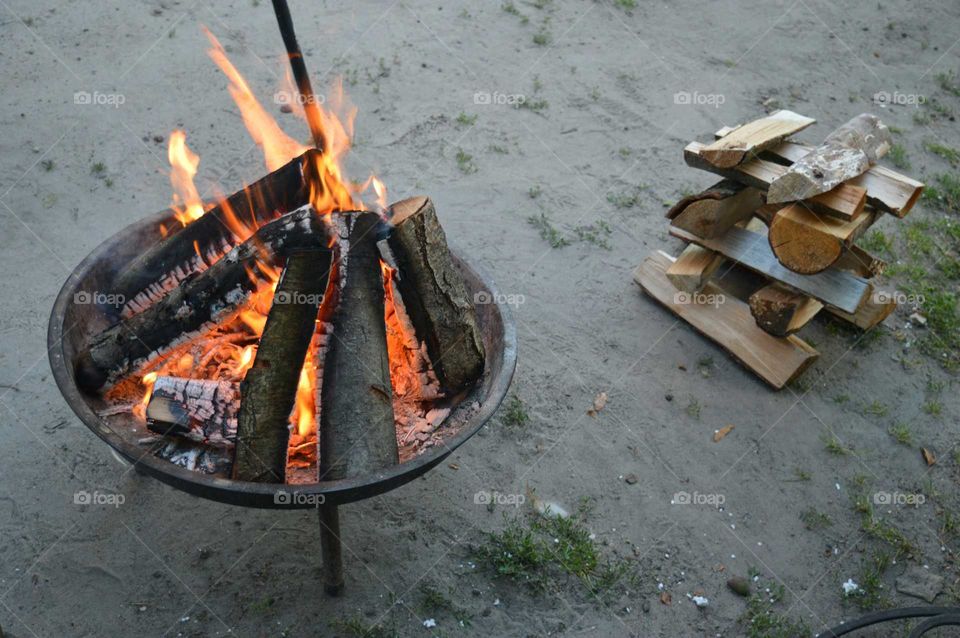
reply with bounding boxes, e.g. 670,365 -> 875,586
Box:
168,131 -> 205,227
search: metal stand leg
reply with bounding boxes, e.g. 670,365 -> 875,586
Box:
319,504 -> 344,596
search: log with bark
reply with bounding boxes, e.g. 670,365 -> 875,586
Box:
386,196 -> 485,394
696,110 -> 815,168
233,247 -> 331,483
666,179 -> 764,239
146,376 -> 239,446
766,203 -> 879,274
715,126 -> 923,217
318,212 -> 399,481
766,114 -> 892,204
684,141 -> 867,221
74,205 -> 325,393
748,284 -> 823,336
116,151 -> 312,317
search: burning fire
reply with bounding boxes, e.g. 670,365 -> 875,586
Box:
136,26 -> 396,471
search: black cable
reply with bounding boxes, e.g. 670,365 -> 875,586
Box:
817,606 -> 960,637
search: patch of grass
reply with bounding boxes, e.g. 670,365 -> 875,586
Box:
502,1 -> 521,15
923,400 -> 943,416
913,111 -> 931,126
924,140 -> 960,166
532,28 -> 550,46
614,0 -> 637,9
488,144 -> 508,154
418,583 -> 472,625
40,159 -> 54,171
455,148 -> 477,174
606,186 -> 647,209
502,395 -> 530,427
923,173 -> 960,213
91,162 -> 106,175
573,220 -> 612,250
800,508 -> 832,531
887,143 -> 911,170
456,112 -> 478,126
792,468 -> 812,481
685,396 -> 702,420
739,585 -> 811,638
475,508 -> 636,599
823,433 -> 851,456
851,551 -> 893,610
516,97 -> 549,112
528,185 -> 542,199
527,212 -> 570,248
833,394 -> 850,404
936,70 -> 960,97
888,422 -> 913,446
862,401 -> 889,417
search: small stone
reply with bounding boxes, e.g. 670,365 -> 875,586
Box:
727,576 -> 750,597
641,600 -> 650,613
665,393 -> 674,402
152,135 -> 164,143
909,313 -> 927,327
896,567 -> 943,603
279,103 -> 293,114
624,473 -> 639,485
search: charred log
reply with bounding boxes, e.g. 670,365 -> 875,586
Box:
146,376 -> 238,446
74,205 -> 325,393
232,248 -> 331,483
115,151 -> 311,315
318,212 -> 399,481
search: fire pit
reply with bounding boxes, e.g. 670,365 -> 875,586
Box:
46,3 -> 515,595
48,203 -> 516,591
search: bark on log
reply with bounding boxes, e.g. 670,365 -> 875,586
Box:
386,196 -> 485,393
116,151 -> 312,317
697,110 -> 815,168
767,114 -> 892,204
748,284 -> 824,336
318,212 -> 399,481
233,248 -> 331,483
684,141 -> 867,221
767,203 -> 878,274
74,205 -> 325,393
666,179 -> 764,239
146,376 -> 238,446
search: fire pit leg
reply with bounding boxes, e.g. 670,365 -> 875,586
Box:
318,504 -> 344,596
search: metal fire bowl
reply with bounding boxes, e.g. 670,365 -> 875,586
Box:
48,207 -> 517,508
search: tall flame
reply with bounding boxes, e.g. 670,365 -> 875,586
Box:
168,131 -> 205,227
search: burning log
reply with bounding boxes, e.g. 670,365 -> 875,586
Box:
74,205 -> 325,393
146,376 -> 238,446
766,114 -> 892,204
319,212 -> 399,481
115,152 -> 311,315
233,248 -> 331,483
385,196 -> 485,393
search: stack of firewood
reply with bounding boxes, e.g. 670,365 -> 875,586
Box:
634,110 -> 925,389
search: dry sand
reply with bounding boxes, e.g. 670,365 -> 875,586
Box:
1,1 -> 959,636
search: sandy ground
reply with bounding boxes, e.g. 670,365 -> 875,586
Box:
2,1 -> 960,636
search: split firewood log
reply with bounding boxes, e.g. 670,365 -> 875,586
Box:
116,151 -> 311,316
74,205 -> 326,393
318,212 -> 399,480
385,196 -> 485,394
666,179 -> 764,239
233,247 -> 331,483
766,203 -> 878,274
766,114 -> 892,204
748,284 -> 824,337
146,376 -> 238,446
696,110 -> 815,168
666,244 -> 725,293
684,141 -> 866,221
